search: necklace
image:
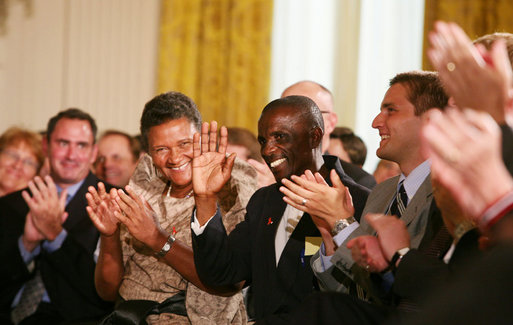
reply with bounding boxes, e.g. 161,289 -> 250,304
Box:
166,182 -> 194,199
184,189 -> 194,199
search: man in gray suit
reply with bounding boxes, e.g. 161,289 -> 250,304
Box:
281,71 -> 449,301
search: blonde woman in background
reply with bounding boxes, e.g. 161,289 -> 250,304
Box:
0,127 -> 44,196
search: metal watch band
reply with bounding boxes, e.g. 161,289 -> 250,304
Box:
155,234 -> 175,258
331,216 -> 356,236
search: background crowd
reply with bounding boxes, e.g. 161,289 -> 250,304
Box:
0,19 -> 513,325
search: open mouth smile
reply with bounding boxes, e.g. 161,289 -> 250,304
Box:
270,158 -> 286,168
170,161 -> 190,171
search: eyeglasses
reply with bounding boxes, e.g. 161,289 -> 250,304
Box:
320,110 -> 332,115
1,149 -> 40,170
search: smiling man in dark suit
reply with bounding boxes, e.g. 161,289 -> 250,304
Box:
282,81 -> 377,189
0,108 -> 113,325
276,71 -> 450,325
190,95 -> 370,324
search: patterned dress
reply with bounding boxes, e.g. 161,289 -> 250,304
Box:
118,154 -> 257,324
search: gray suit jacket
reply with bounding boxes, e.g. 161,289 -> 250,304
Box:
311,173 -> 433,293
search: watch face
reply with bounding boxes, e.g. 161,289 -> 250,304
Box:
163,242 -> 171,251
331,220 -> 345,236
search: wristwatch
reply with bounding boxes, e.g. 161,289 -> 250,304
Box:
454,221 -> 474,241
331,216 -> 356,236
155,234 -> 176,258
390,247 -> 410,271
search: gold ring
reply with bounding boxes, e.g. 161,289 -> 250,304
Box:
447,62 -> 456,72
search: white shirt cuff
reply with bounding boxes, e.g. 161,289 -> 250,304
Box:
191,209 -> 215,235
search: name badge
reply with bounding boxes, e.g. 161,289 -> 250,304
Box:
305,236 -> 322,256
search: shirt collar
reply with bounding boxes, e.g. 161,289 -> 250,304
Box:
56,178 -> 85,205
397,160 -> 431,201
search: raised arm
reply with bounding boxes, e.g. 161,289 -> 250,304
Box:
86,182 -> 123,301
421,108 -> 513,222
193,121 -> 236,225
427,21 -> 513,124
114,185 -> 242,296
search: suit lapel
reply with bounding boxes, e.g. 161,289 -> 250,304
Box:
260,184 -> 286,268
400,174 -> 433,227
62,172 -> 100,252
258,184 -> 321,314
256,184 -> 286,314
361,174 -> 432,235
360,176 -> 399,234
379,179 -> 399,214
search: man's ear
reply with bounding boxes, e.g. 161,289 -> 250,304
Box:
326,111 -> 339,134
310,126 -> 323,149
447,96 -> 458,109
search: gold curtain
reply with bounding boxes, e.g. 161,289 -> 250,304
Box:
423,0 -> 513,70
157,0 -> 273,134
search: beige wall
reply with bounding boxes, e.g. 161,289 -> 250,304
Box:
333,0 -> 361,131
0,0 -> 160,135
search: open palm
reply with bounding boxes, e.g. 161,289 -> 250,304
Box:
86,182 -> 120,236
192,121 -> 236,196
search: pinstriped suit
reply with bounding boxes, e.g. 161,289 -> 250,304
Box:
311,173 -> 434,294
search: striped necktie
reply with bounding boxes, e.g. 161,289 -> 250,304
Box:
389,181 -> 408,217
11,269 -> 45,324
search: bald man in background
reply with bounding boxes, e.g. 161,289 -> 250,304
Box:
281,81 -> 376,189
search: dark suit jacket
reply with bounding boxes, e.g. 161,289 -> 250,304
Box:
286,213 -> 481,325
339,160 -> 377,190
501,124 -> 513,176
192,156 -> 370,324
396,242 -> 513,325
393,228 -> 480,306
396,123 -> 513,325
288,125 -> 513,325
0,172 -> 113,323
